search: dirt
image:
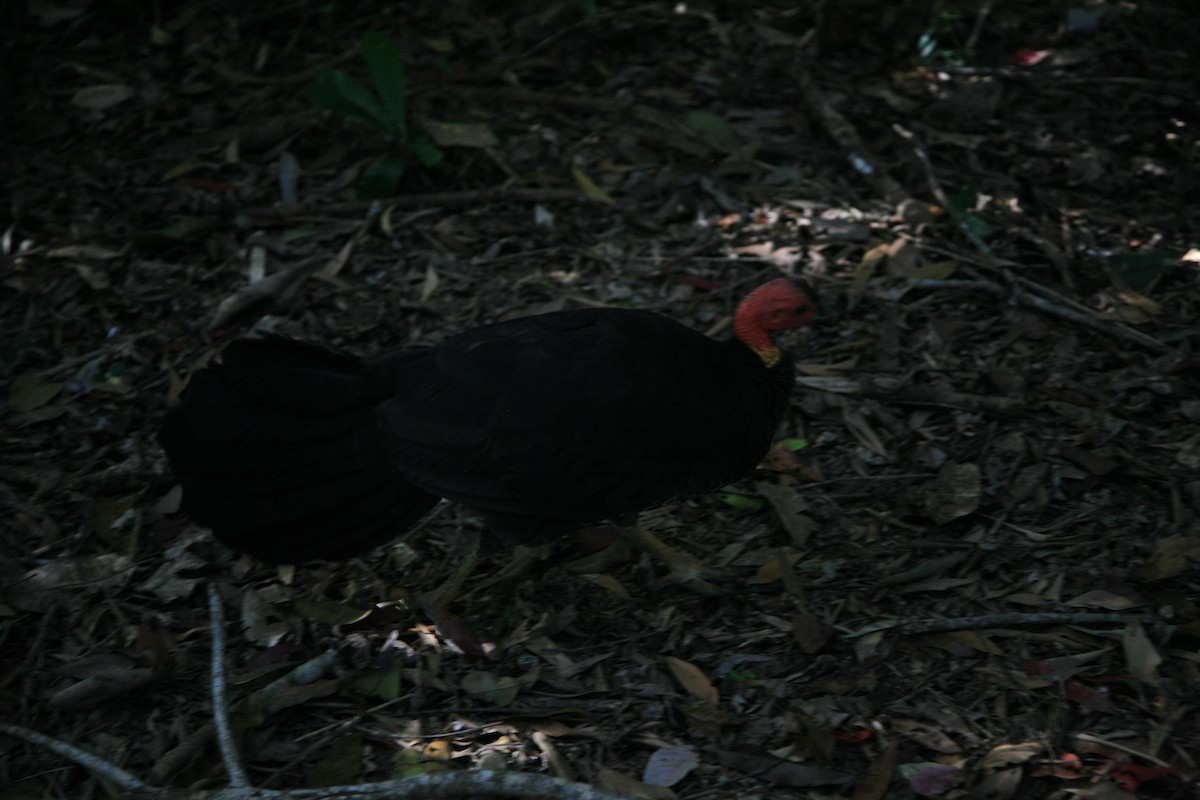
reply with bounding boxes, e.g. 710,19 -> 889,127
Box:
2,2 -> 1198,799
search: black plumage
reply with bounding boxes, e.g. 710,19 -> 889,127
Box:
159,278 -> 816,567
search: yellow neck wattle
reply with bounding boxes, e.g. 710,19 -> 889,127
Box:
753,344 -> 781,368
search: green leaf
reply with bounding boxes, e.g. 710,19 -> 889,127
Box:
781,438 -> 808,451
685,110 -> 739,152
92,495 -> 139,554
361,30 -> 407,128
721,493 -> 765,512
1107,251 -> 1180,291
133,216 -> 216,246
293,598 -> 371,625
946,184 -> 976,215
357,154 -> 408,198
349,664 -> 402,700
308,69 -> 393,135
422,37 -> 455,55
408,133 -> 445,167
306,733 -> 364,788
9,372 -> 64,413
962,214 -> 992,238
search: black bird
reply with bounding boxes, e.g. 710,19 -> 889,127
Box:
159,277 -> 817,600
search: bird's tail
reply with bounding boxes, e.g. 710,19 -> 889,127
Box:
158,337 -> 438,562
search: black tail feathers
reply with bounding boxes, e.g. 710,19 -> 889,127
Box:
159,337 -> 437,562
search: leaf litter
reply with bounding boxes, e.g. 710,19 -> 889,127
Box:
2,2 -> 1199,799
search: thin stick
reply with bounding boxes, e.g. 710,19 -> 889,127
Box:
911,278 -> 1171,353
797,68 -> 909,204
208,584 -> 251,788
0,722 -> 156,794
900,612 -> 1133,635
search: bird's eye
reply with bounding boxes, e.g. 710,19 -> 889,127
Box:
793,304 -> 809,315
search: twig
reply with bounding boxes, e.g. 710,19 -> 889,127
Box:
236,187 -> 584,227
900,612 -> 1132,635
910,278 -> 1171,353
208,584 -> 251,788
893,124 -> 992,256
795,371 -> 1027,415
0,722 -> 156,794
1072,733 -> 1174,768
893,125 -> 1172,354
0,724 -> 637,800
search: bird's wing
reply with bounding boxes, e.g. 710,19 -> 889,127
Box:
372,308 -> 783,521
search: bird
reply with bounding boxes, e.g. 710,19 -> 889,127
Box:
158,276 -> 817,605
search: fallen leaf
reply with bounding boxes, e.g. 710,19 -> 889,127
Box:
792,611 -> 834,654
461,670 -> 521,705
571,166 -> 614,204
293,598 -> 372,625
420,265 -> 440,301
642,745 -> 698,788
664,656 -> 718,706
596,765 -> 673,799
853,740 -> 898,800
979,741 -> 1044,769
907,763 -> 965,797
755,481 -> 813,546
422,119 -> 498,148
923,462 -> 981,525
1122,620 -> 1162,686
305,733 -> 364,788
8,372 -> 65,413
1064,680 -> 1116,713
685,110 -> 738,152
1066,589 -> 1141,610
71,84 -> 135,110
48,668 -> 155,710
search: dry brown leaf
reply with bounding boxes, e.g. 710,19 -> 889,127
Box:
792,611 -> 834,654
852,740 -> 898,800
892,719 -> 962,754
754,481 -> 814,546
979,741 -> 1045,769
1065,589 -> 1142,610
664,656 -> 718,706
48,668 -> 155,710
923,462 -> 981,525
595,764 -> 674,799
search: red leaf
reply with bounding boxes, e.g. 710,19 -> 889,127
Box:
1011,49 -> 1052,67
1110,762 -> 1178,791
1064,680 -> 1115,713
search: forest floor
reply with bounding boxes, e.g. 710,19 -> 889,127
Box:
2,2 -> 1199,799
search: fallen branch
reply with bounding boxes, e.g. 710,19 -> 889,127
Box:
0,726 -> 636,800
0,722 -> 154,794
208,585 -> 250,788
1,587 -> 636,800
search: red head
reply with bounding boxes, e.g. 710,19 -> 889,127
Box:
733,277 -> 817,366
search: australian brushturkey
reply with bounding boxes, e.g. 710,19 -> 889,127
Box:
159,277 -> 817,596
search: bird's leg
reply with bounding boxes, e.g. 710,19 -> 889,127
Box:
418,529 -> 481,615
416,529 -> 498,657
614,517 -> 723,594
